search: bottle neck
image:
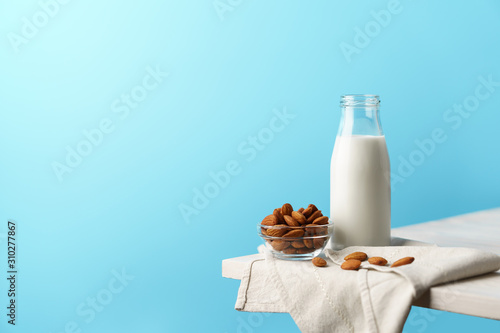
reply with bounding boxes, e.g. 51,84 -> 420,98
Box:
338,95 -> 383,137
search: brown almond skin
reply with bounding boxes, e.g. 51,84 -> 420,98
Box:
305,224 -> 317,235
303,239 -> 313,248
282,229 -> 305,238
341,259 -> 361,270
368,257 -> 388,266
265,226 -> 289,237
306,210 -> 323,223
284,215 -> 300,226
312,216 -> 329,225
273,208 -> 285,224
308,204 -> 318,213
302,206 -> 313,218
283,247 -> 297,254
291,211 -> 307,225
391,257 -> 415,267
261,214 -> 278,226
271,240 -> 290,251
281,203 -> 293,216
316,226 -> 328,235
313,238 -> 325,249
291,241 -> 305,249
298,207 -> 305,213
312,257 -> 327,267
305,225 -> 329,236
344,252 -> 368,261
297,248 -> 314,254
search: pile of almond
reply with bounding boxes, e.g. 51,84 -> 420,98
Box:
340,251 -> 415,270
260,203 -> 330,255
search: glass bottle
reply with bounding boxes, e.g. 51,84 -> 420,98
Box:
330,95 -> 391,249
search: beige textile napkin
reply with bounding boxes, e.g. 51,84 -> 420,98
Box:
235,238 -> 500,333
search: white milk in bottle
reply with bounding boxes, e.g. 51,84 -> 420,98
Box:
330,95 -> 391,248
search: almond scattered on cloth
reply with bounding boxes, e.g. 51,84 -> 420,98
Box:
344,251 -> 368,261
312,257 -> 327,267
368,257 -> 388,266
341,259 -> 361,270
339,252 -> 414,270
391,257 -> 415,267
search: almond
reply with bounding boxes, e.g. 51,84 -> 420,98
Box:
305,224 -> 317,235
284,215 -> 300,227
303,239 -> 313,248
291,241 -> 305,249
281,203 -> 293,216
312,257 -> 327,267
270,240 -> 290,251
308,204 -> 318,212
261,214 -> 278,226
265,226 -> 289,237
391,257 -> 415,267
305,224 -> 329,236
297,248 -> 314,254
316,226 -> 328,235
368,257 -> 387,266
341,259 -> 361,270
302,206 -> 313,218
344,252 -> 367,261
313,216 -> 329,225
306,210 -> 322,223
313,238 -> 325,249
291,211 -> 307,225
282,229 -> 305,238
283,247 -> 297,254
273,208 -> 285,224
298,207 -> 305,213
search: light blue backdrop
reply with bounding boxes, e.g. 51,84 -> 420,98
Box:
1,1 -> 499,332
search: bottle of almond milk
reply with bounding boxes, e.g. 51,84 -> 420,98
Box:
330,95 -> 391,249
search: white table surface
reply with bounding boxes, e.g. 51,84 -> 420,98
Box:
222,208 -> 500,320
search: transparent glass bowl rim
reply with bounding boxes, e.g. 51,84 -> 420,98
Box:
258,221 -> 334,240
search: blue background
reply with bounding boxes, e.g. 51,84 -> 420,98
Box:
1,0 -> 499,332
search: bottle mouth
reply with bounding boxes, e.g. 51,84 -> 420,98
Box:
341,94 -> 380,107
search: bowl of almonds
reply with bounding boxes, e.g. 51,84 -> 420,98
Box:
258,203 -> 333,260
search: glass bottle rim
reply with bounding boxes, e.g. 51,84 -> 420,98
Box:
341,94 -> 380,107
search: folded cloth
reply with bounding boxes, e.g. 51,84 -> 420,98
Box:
235,238 -> 500,333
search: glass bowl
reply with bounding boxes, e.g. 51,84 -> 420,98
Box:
258,221 -> 333,260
